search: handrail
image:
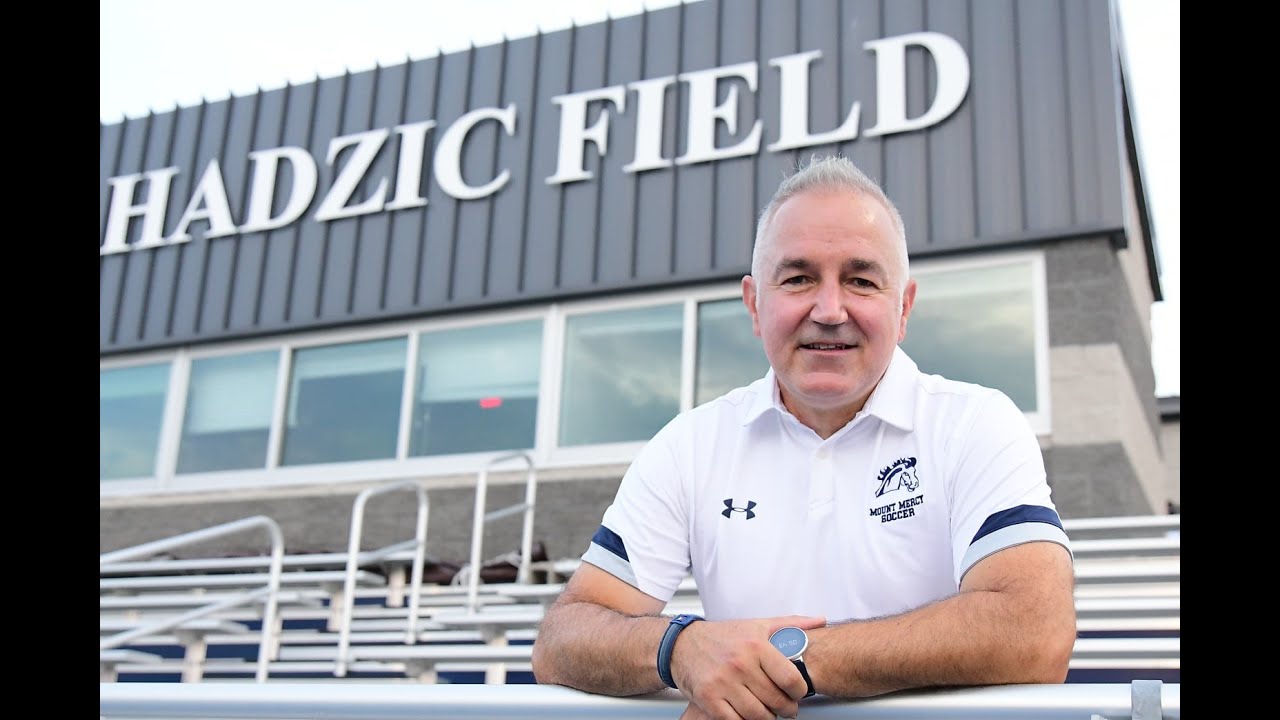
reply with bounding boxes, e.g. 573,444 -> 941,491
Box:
334,480 -> 429,678
99,515 -> 284,684
100,681 -> 1180,719
465,452 -> 538,614
1063,514 -> 1180,535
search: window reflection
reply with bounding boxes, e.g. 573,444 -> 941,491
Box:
696,299 -> 770,406
411,320 -> 542,456
560,305 -> 682,446
902,262 -> 1037,412
178,351 -> 278,473
101,362 -> 169,480
282,337 -> 407,465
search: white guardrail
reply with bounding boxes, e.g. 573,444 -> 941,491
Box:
100,681 -> 1178,719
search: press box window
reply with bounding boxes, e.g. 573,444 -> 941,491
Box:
282,337 -> 407,466
177,350 -> 278,474
410,320 -> 542,456
696,298 -> 769,407
560,304 -> 682,446
101,362 -> 170,481
902,260 -> 1038,412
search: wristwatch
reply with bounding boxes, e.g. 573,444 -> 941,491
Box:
769,626 -> 816,697
657,613 -> 703,689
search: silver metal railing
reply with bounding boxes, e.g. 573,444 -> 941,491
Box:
464,451 -> 538,614
99,681 -> 1180,719
99,516 -> 285,683
333,480 -> 429,678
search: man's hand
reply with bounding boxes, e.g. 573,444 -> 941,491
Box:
671,615 -> 825,720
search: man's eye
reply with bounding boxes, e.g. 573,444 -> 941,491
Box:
782,276 -> 809,286
850,278 -> 876,289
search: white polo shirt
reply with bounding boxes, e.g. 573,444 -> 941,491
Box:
582,346 -> 1071,622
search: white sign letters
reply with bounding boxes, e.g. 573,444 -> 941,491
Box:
102,32 -> 968,255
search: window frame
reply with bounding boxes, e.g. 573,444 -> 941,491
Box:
100,252 -> 1050,499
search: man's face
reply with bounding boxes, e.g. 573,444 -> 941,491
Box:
743,188 -> 916,427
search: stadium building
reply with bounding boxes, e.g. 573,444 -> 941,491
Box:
100,0 -> 1177,564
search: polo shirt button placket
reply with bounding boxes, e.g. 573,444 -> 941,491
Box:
809,445 -> 835,516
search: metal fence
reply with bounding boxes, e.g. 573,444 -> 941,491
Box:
100,680 -> 1178,719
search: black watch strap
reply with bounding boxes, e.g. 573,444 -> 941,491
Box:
794,658 -> 816,697
657,613 -> 703,689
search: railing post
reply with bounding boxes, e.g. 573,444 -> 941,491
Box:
98,515 -> 285,684
335,480 -> 430,678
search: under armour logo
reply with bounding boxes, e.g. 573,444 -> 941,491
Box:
722,498 -> 757,519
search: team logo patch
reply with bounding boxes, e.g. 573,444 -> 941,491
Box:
870,457 -> 924,524
722,498 -> 757,519
875,457 -> 920,497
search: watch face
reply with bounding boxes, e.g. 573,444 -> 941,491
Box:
769,626 -> 808,660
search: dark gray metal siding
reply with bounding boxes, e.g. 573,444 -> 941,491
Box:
100,0 -> 1128,355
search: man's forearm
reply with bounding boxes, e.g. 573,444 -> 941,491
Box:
807,545 -> 1077,698
531,601 -> 670,695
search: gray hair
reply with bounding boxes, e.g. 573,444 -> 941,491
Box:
751,155 -> 908,283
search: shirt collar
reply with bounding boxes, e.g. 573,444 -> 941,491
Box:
741,346 -> 919,432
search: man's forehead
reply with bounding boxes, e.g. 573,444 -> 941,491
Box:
770,255 -> 887,276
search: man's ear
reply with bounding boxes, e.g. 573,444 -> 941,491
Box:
742,275 -> 762,338
897,278 -> 918,343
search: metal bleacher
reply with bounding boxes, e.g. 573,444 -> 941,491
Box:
100,463 -> 1180,717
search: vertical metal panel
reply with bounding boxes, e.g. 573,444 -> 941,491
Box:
1064,2 -> 1102,225
559,22 -> 611,291
925,0 -> 976,250
633,7 -> 681,282
99,122 -> 124,347
289,75 -> 346,322
882,0 -> 929,247
674,0 -> 718,277
199,93 -> 259,334
350,65 -> 405,316
145,105 -> 202,342
99,119 -> 140,346
487,36 -> 540,300
594,14 -> 645,286
1087,0 -> 1123,223
228,87 -> 288,332
797,0 -> 844,159
115,113 -> 170,343
419,50 -> 471,305
383,57 -> 440,312
319,69 -> 373,320
756,0 -> 800,217
970,0 -> 1024,238
1017,0 -> 1073,230
838,0 -> 883,183
713,0 -> 759,274
522,28 -> 574,295
452,42 -> 506,302
169,100 -> 230,340
257,82 -> 317,328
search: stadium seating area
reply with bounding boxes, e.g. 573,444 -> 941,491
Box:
100,480 -> 1179,687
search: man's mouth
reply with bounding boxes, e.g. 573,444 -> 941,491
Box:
801,343 -> 854,350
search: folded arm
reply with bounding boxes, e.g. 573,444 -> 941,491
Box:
806,540 -> 1077,698
532,563 -> 823,719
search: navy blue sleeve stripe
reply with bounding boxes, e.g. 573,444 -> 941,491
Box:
591,525 -> 629,562
971,504 -> 1063,544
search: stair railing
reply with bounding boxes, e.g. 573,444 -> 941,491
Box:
334,480 -> 429,678
99,515 -> 285,683
465,451 -> 538,614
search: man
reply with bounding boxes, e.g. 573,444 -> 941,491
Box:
531,155 -> 1076,720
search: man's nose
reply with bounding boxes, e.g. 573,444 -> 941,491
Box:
809,283 -> 848,325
